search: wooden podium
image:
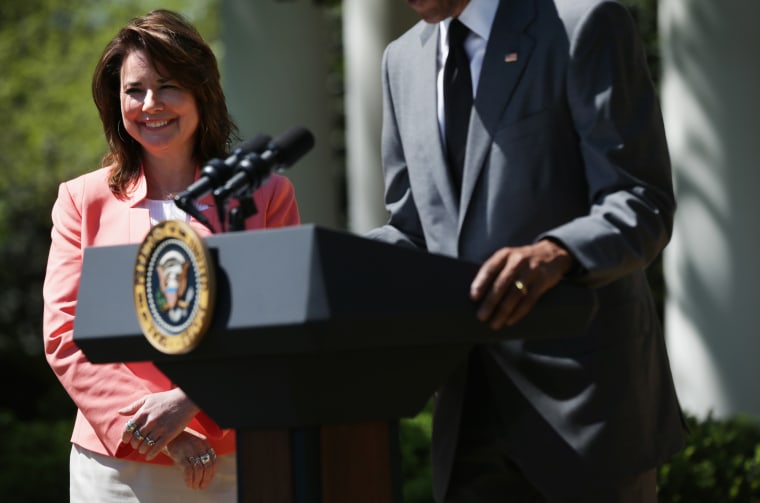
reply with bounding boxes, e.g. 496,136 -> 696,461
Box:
73,224 -> 597,502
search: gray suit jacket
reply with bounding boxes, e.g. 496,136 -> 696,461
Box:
367,0 -> 685,500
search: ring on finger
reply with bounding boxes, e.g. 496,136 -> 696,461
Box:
514,280 -> 528,296
125,420 -> 137,433
199,453 -> 212,465
133,428 -> 144,441
145,436 -> 156,446
188,456 -> 201,466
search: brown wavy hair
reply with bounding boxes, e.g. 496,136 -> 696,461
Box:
92,9 -> 239,198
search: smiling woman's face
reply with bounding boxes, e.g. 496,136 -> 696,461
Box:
120,49 -> 199,159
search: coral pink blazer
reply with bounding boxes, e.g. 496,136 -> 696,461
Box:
43,166 -> 300,465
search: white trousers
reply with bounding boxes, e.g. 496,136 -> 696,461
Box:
69,445 -> 237,503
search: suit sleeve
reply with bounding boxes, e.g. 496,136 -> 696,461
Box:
364,45 -> 427,250
541,1 -> 676,287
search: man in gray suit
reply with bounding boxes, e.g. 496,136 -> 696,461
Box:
366,0 -> 686,501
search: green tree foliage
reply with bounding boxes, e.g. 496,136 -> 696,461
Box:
659,414 -> 760,502
0,0 -> 220,421
1,0 -> 105,423
400,402 -> 435,503
0,1 -> 218,499
0,412 -> 72,501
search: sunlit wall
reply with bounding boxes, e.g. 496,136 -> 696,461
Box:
342,1 -> 417,233
661,0 -> 760,418
222,0 -> 342,228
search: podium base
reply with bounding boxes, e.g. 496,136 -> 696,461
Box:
238,422 -> 402,503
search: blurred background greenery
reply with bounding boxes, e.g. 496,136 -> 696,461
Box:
0,1 -> 221,500
1,0 -> 758,501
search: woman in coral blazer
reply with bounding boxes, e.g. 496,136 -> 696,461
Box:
42,10 -> 299,502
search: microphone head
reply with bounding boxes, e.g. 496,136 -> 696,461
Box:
199,158 -> 227,179
269,126 -> 315,167
231,133 -> 272,157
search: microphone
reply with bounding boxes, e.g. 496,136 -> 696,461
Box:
174,133 -> 272,207
213,126 -> 315,202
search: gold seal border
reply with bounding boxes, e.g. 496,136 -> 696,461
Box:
133,220 -> 216,355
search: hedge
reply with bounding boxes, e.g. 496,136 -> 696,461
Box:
2,408 -> 758,502
399,406 -> 760,503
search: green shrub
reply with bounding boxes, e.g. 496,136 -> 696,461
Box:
3,408 -> 759,502
658,413 -> 760,502
399,409 -> 760,503
399,404 -> 434,503
0,411 -> 72,503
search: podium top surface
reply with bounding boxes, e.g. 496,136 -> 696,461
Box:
74,224 -> 598,364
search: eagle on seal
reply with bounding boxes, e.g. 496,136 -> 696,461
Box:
156,250 -> 190,311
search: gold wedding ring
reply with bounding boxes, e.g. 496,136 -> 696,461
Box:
514,280 -> 528,296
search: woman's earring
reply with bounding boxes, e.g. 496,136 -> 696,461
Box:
117,120 -> 128,143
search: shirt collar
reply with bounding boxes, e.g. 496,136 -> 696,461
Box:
446,0 -> 499,44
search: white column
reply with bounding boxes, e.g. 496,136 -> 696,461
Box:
342,1 -> 417,233
660,0 -> 760,418
221,0 -> 340,227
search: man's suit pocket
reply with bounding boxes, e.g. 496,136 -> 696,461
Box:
493,108 -> 554,144
488,107 -> 566,196
485,105 -> 583,199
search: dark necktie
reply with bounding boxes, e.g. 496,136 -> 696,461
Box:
444,18 -> 472,193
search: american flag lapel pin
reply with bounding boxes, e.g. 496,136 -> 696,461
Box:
504,52 -> 518,63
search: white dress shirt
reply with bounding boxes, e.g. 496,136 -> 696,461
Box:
436,0 -> 500,141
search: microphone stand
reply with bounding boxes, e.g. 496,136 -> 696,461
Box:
174,195 -> 216,233
226,190 -> 259,233
206,126 -> 314,233
214,153 -> 269,233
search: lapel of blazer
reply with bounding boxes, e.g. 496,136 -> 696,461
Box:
190,166 -> 223,235
195,193 -> 223,235
413,23 -> 460,222
127,170 -> 152,242
125,166 -> 217,242
458,0 -> 537,230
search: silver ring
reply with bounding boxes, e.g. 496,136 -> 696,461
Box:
199,453 -> 211,465
133,428 -> 144,441
125,420 -> 137,433
145,436 -> 156,446
208,448 -> 217,461
188,456 -> 202,466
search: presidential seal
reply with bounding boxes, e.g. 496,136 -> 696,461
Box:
133,220 -> 215,354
